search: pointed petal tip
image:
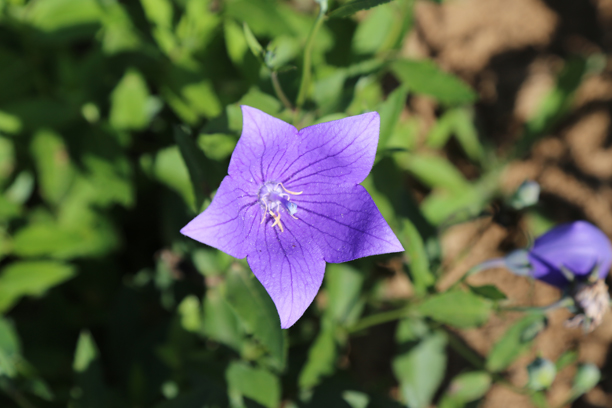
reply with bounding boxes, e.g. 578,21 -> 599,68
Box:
279,310 -> 304,330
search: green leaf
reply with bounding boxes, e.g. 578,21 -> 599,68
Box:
146,146 -> 194,209
226,361 -> 280,408
517,57 -> 587,155
0,318 -> 20,377
162,66 -> 222,124
13,219 -> 117,260
391,59 -> 477,105
197,133 -> 237,161
0,261 -> 76,313
572,363 -> 601,397
202,286 -> 244,351
109,68 -> 153,130
224,20 -> 260,83
238,88 -> 282,116
330,0 -> 394,18
468,284 -> 507,301
73,331 -> 98,373
0,136 -> 15,188
399,218 -> 434,293
298,327 -> 336,389
446,371 -> 491,402
486,314 -> 547,372
421,185 -> 490,226
0,195 -> 21,222
177,295 -> 201,333
140,0 -> 176,53
175,0 -> 220,53
450,108 -> 483,162
225,267 -> 286,371
351,2 -> 395,54
400,154 -> 470,194
417,291 -> 491,328
378,85 -> 408,149
0,110 -> 23,134
393,331 -> 447,408
30,129 -> 74,205
555,350 -> 578,371
27,0 -> 103,32
243,22 -> 265,62
72,331 -> 109,408
174,126 -> 211,212
5,171 -> 34,205
325,264 -> 365,325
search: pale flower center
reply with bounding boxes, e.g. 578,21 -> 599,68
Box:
257,182 -> 302,232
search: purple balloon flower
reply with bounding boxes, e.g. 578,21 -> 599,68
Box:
500,221 -> 612,288
526,221 -> 612,287
181,106 -> 403,328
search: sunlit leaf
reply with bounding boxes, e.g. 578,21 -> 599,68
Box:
202,286 -> 244,351
225,267 -> 286,371
469,284 -> 507,301
174,126 -> 210,212
391,59 -> 476,105
400,154 -> 470,194
226,361 -> 280,408
330,0 -> 394,18
378,85 -> 408,149
298,326 -> 336,389
486,314 -> 547,372
0,318 -> 20,377
72,331 -> 110,408
393,331 -> 447,408
0,261 -> 76,313
110,69 -> 154,130
399,218 -> 434,293
417,291 -> 491,328
30,129 -> 74,205
325,264 -> 365,325
446,371 -> 491,402
351,3 -> 395,53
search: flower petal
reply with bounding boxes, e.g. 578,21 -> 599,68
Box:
280,112 -> 380,190
295,184 -> 404,263
247,220 -> 325,329
180,176 -> 259,259
228,106 -> 299,185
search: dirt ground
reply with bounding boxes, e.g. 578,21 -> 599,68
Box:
402,0 -> 612,406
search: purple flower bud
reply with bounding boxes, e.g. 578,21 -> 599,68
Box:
525,221 -> 612,288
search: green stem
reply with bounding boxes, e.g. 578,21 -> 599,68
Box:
498,297 -> 574,313
348,305 -> 412,333
445,329 -> 485,369
271,71 -> 293,111
295,1 -> 327,109
1,382 -> 38,408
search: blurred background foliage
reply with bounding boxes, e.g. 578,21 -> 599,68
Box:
0,0 -> 610,407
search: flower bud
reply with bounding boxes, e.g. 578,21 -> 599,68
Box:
524,221 -> 612,288
527,357 -> 556,390
508,180 -> 540,210
572,363 -> 600,396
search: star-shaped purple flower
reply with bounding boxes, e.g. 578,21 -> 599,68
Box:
181,106 -> 404,328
